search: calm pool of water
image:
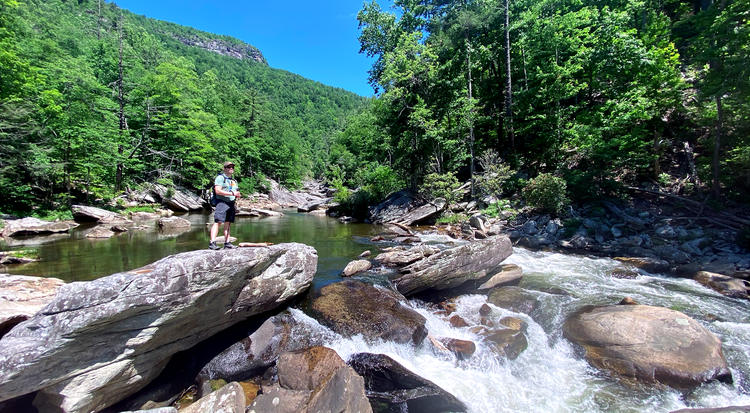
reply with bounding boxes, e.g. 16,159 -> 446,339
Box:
0,210 -> 384,288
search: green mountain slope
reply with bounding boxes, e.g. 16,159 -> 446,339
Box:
0,0 -> 366,213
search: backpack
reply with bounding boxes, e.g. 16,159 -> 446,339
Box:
210,174 -> 236,206
210,174 -> 226,206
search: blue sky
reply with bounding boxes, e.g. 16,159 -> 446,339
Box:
113,0 -> 377,97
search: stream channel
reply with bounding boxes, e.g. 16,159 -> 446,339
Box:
2,210 -> 750,412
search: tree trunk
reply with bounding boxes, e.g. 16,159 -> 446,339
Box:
115,15 -> 126,192
713,94 -> 723,198
467,38 -> 475,199
503,0 -> 514,150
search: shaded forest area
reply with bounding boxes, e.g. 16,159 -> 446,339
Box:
0,0 -> 366,216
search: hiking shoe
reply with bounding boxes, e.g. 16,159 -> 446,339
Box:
208,241 -> 220,250
224,242 -> 237,249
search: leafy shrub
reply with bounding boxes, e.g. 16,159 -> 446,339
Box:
32,208 -> 74,221
436,212 -> 468,224
354,164 -> 403,203
564,169 -> 623,203
561,218 -> 582,238
476,149 -> 515,197
420,172 -> 461,206
482,200 -> 514,219
125,206 -> 158,213
522,173 -> 568,213
244,172 -> 271,194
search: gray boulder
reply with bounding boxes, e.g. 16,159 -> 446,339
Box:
477,263 -> 523,290
394,235 -> 513,296
373,245 -> 439,267
367,190 -> 418,224
181,382 -> 245,413
693,271 -> 748,299
71,205 -> 131,224
85,225 -> 115,239
0,274 -> 64,338
0,244 -> 317,413
487,286 -> 540,315
157,216 -> 191,229
563,304 -> 732,389
150,184 -> 208,212
310,280 -> 427,346
342,259 -> 372,276
1,217 -> 79,237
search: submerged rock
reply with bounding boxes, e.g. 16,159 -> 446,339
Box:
348,352 -> 467,413
310,280 -> 427,346
563,304 -> 732,389
0,244 -> 317,413
486,286 -> 540,315
693,271 -> 749,299
394,235 -> 513,296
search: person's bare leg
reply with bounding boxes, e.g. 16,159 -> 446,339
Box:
223,222 -> 231,241
210,222 -> 221,242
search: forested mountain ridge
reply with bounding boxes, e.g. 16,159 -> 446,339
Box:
0,0 -> 367,215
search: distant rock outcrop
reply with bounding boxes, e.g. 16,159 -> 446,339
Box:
171,34 -> 267,64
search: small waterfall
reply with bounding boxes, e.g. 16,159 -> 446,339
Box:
290,247 -> 750,413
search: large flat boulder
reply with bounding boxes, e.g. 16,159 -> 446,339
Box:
0,243 -> 317,413
71,205 -> 131,224
394,235 -> 513,296
0,274 -> 64,337
310,280 -> 428,346
563,304 -> 732,389
1,217 -> 79,237
367,190 -> 418,224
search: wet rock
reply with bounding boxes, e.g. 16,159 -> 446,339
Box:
181,382 -> 245,413
111,225 -> 128,232
0,244 -> 317,413
373,245 -> 439,267
359,250 -> 371,258
611,226 -> 623,238
394,235 -> 513,296
619,297 -> 639,305
0,274 -> 64,338
157,216 -> 191,229
1,217 -> 79,238
545,220 -> 559,235
277,346 -> 345,391
449,314 -> 469,328
609,267 -> 641,279
693,271 -> 749,299
310,280 -> 428,346
561,235 -> 590,250
486,287 -> 540,315
484,328 -> 528,360
670,406 -> 750,413
654,246 -> 691,265
477,263 -> 523,290
198,313 -> 296,382
342,260 -> 372,277
498,316 -> 527,333
385,224 -> 412,237
675,262 -> 702,277
393,236 -> 422,244
614,257 -> 670,273
348,352 -> 467,413
85,225 -> 115,239
297,199 -> 330,213
479,303 -> 492,316
438,338 -> 476,359
563,304 -> 732,389
303,362 -> 372,413
521,220 -> 538,235
620,236 -> 643,247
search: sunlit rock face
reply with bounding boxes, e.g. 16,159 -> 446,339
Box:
0,243 -> 317,413
563,304 -> 732,389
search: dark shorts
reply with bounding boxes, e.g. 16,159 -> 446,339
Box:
214,200 -> 235,223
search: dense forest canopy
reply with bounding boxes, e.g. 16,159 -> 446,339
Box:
327,0 -> 749,211
1,0 -> 748,218
0,0 -> 366,214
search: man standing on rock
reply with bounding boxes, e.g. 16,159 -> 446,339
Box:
209,161 -> 240,250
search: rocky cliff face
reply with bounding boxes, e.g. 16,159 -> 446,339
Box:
172,34 -> 267,64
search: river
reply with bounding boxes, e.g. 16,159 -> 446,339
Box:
2,211 -> 749,412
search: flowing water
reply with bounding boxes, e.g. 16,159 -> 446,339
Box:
2,211 -> 750,412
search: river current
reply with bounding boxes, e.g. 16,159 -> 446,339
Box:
2,211 -> 749,412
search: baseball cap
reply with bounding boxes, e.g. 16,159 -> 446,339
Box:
223,161 -> 235,168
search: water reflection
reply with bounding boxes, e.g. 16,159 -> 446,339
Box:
0,210 -> 382,286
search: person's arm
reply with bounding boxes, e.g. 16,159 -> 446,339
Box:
214,185 -> 237,197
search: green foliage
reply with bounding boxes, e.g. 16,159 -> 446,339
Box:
482,200 -> 514,219
522,173 -> 569,214
436,212 -> 468,225
31,208 -> 74,222
125,205 -> 157,213
243,173 -> 271,194
476,149 -> 515,198
561,218 -> 583,238
420,172 -> 461,206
